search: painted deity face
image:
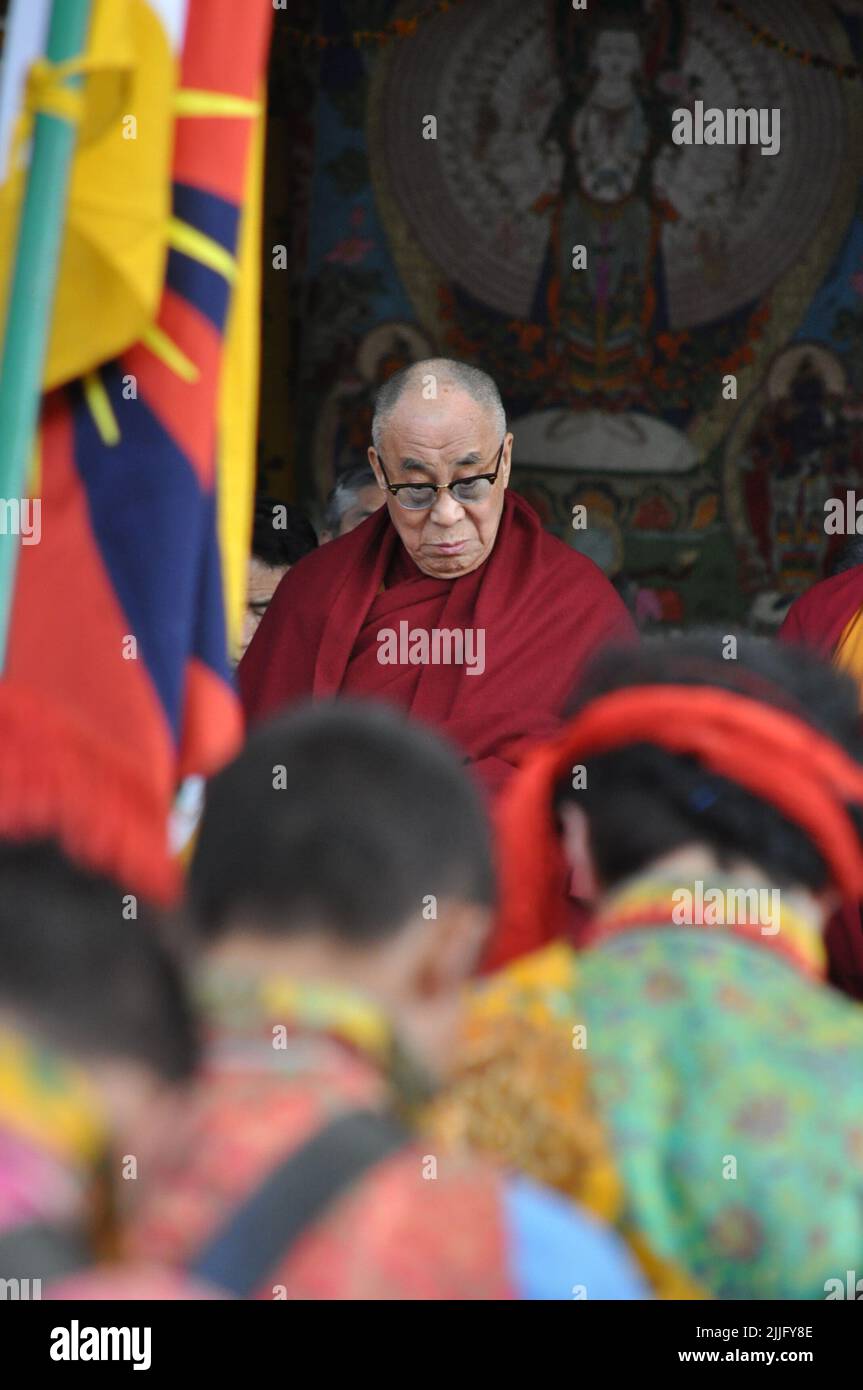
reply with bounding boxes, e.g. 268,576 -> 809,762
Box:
591,30 -> 642,84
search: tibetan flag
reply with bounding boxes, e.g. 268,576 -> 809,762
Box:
0,0 -> 273,902
0,0 -> 180,390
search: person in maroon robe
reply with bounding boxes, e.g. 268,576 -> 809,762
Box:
780,538 -> 863,1000
239,359 -> 635,799
780,536 -> 863,663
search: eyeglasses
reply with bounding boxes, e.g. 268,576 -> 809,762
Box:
376,440 -> 505,511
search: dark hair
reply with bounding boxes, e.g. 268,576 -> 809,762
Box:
0,841 -> 197,1082
324,465 -> 379,535
829,535 -> 863,577
556,630 -> 863,892
189,701 -> 496,942
252,495 -> 318,567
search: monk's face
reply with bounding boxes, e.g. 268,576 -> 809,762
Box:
368,386 -> 513,579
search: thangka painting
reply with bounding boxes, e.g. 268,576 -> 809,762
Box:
263,0 -> 863,626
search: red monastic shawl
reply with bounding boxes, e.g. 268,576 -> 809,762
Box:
780,566 -> 863,660
239,492 -> 634,798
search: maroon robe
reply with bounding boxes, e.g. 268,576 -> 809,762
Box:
239,492 -> 635,798
780,567 -> 863,1001
780,566 -> 863,659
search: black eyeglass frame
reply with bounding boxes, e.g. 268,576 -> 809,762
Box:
374,439 -> 506,509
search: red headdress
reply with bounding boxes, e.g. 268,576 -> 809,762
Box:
485,684 -> 863,972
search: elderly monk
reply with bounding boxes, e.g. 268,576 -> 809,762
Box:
239,359 -> 634,798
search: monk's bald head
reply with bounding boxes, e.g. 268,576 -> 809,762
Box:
369,359 -> 513,580
371,359 -> 506,452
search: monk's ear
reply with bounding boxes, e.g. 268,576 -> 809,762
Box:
413,899 -> 491,1000
558,802 -> 601,903
368,446 -> 385,489
501,432 -> 514,488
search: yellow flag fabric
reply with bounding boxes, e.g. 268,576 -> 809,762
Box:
217,87 -> 265,655
0,0 -> 176,389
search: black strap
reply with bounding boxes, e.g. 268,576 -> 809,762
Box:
190,1107 -> 409,1298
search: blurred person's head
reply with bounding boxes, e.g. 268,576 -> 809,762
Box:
368,358 -> 512,580
243,496 -> 318,656
829,535 -> 863,576
189,702 -> 495,1074
320,464 -> 385,542
553,632 -> 863,926
0,840 -> 197,1212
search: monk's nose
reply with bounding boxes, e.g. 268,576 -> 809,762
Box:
430,489 -> 465,526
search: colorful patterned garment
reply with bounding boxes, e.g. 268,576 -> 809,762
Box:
0,1024 -> 218,1300
127,970 -> 648,1300
430,874 -> 863,1300
0,1026 -> 109,1280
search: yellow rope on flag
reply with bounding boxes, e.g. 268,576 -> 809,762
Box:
83,370 -> 120,446
8,52 -> 100,180
24,56 -> 88,124
143,323 -> 200,382
167,216 -> 236,283
174,89 -> 261,118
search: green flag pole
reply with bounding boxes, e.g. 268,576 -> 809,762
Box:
0,0 -> 93,668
